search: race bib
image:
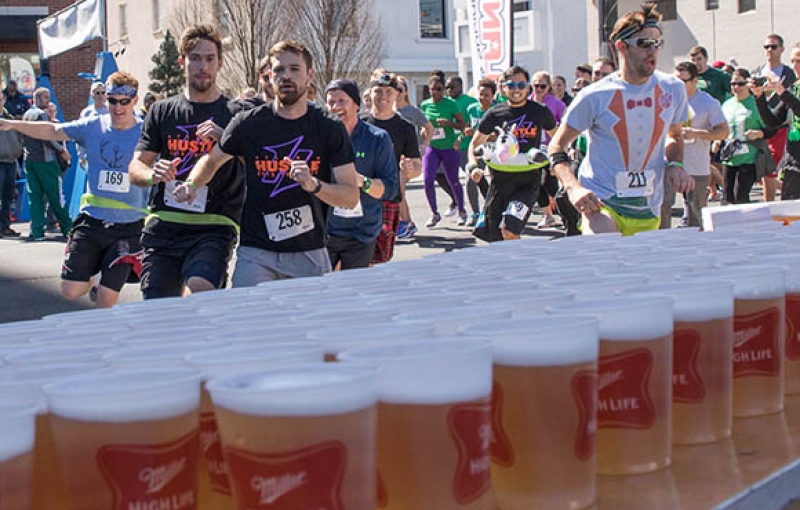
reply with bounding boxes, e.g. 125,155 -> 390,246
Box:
264,205 -> 314,242
432,128 -> 445,140
333,199 -> 363,218
616,170 -> 656,198
98,170 -> 130,193
733,142 -> 750,157
164,180 -> 208,213
503,200 -> 529,221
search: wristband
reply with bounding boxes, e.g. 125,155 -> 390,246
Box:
666,161 -> 684,169
145,175 -> 154,186
549,151 -> 571,166
310,178 -> 323,194
362,177 -> 372,193
186,180 -> 198,189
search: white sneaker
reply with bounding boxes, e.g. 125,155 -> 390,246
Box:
457,210 -> 468,226
537,216 -> 558,228
425,212 -> 442,228
443,205 -> 457,217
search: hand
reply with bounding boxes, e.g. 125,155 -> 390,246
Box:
749,79 -> 765,98
172,182 -> 197,203
667,165 -> 695,193
566,185 -> 603,214
464,127 -> 475,137
196,120 -> 223,142
744,129 -> 763,141
285,157 -> 317,191
151,157 -> 180,183
60,150 -> 71,166
0,119 -> 11,131
436,118 -> 449,127
470,168 -> 485,183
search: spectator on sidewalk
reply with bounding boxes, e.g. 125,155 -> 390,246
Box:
0,91 -> 23,237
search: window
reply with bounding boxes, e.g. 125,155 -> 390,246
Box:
513,0 -> 531,12
420,0 -> 446,39
654,0 -> 677,21
738,0 -> 756,12
119,4 -> 128,37
705,0 -> 719,10
152,0 -> 162,31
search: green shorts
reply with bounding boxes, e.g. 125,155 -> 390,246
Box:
599,205 -> 660,236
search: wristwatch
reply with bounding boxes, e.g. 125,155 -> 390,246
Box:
310,178 -> 323,194
362,177 -> 372,193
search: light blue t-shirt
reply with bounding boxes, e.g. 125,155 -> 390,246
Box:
61,115 -> 149,223
564,71 -> 688,218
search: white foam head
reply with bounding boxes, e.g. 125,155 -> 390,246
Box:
4,343 -> 116,364
706,266 -> 785,299
624,282 -> 734,322
0,363 -> 108,412
462,316 -> 599,366
548,296 -> 673,341
207,364 -> 377,417
759,254 -> 800,292
186,343 -> 325,379
205,324 -> 311,344
104,342 -> 228,367
44,368 -> 201,422
393,305 -> 512,336
307,323 -> 436,355
0,399 -> 38,462
338,339 -> 492,404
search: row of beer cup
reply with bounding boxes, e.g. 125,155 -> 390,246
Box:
1,222 -> 799,510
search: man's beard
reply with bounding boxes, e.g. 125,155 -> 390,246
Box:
189,77 -> 214,93
279,90 -> 304,106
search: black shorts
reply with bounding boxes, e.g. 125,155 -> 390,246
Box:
474,169 -> 540,242
61,214 -> 144,292
140,222 -> 237,299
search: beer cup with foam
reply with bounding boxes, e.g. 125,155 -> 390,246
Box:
462,317 -> 599,510
43,369 -> 202,510
339,339 -> 494,510
549,296 -> 673,475
0,400 -> 38,510
207,364 -> 377,510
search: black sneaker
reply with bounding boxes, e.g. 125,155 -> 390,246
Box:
0,227 -> 20,238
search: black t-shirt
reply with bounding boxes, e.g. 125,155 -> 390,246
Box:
228,96 -> 267,115
478,101 -> 556,152
220,104 -> 355,253
136,94 -> 244,233
362,113 -> 420,202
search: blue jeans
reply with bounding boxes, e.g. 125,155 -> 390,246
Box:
0,161 -> 16,229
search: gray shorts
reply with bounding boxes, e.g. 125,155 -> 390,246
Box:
232,245 -> 332,287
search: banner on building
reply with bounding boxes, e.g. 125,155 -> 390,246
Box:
465,0 -> 513,82
38,0 -> 104,59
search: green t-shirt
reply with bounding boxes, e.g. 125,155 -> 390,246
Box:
453,94 -> 478,150
464,102 -> 489,151
722,94 -> 766,166
698,67 -> 731,104
420,97 -> 461,150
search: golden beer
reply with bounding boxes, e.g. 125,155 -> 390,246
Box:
44,369 -> 202,510
784,292 -> 800,394
0,401 -> 38,510
208,365 -> 377,510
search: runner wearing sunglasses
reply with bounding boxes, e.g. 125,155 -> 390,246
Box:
548,2 -> 692,235
0,71 -> 148,308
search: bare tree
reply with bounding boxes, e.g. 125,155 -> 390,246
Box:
284,0 -> 385,93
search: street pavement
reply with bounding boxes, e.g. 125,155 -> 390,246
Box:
0,176 -> 716,323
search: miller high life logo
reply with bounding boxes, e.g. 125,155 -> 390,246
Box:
447,399 -> 492,504
733,307 -> 781,378
571,370 -> 598,461
597,348 -> 656,429
673,329 -> 705,404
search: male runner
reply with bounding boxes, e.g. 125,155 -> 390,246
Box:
129,24 -> 244,299
548,2 -> 692,235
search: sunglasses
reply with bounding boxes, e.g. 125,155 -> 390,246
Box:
533,84 -> 548,89
93,91 -> 106,95
571,88 -> 583,92
731,81 -> 748,87
503,81 -> 529,90
107,97 -> 133,105
624,37 -> 665,49
764,44 -> 780,50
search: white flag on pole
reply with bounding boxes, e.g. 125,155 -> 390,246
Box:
465,0 -> 513,83
38,0 -> 103,59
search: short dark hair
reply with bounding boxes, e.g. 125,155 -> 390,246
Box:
430,69 -> 446,81
689,46 -> 708,59
609,2 -> 662,43
179,24 -> 223,59
477,78 -> 497,95
502,65 -> 530,82
268,40 -> 313,71
765,33 -> 784,47
733,68 -> 751,80
675,61 -> 699,80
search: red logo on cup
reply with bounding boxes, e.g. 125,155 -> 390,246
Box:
673,329 -> 705,404
571,370 -> 597,461
447,399 -> 491,505
199,412 -> 231,495
597,348 -> 655,429
733,307 -> 781,378
490,381 -> 514,467
225,441 -> 345,510
785,296 -> 800,361
376,470 -> 388,508
96,429 -> 199,510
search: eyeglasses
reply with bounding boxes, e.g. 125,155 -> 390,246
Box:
503,81 -> 529,90
624,37 -> 665,49
107,97 -> 133,105
94,91 -> 106,95
764,44 -> 780,50
731,81 -> 748,87
533,84 -> 549,89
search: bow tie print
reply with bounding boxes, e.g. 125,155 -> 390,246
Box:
627,97 -> 653,109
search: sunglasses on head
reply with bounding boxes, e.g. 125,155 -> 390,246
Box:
503,81 -> 529,90
107,97 -> 133,105
624,37 -> 665,49
764,44 -> 780,50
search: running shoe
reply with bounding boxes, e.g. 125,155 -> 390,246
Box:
0,227 -> 20,238
467,212 -> 480,227
457,210 -> 468,226
444,205 -> 457,217
537,216 -> 558,228
404,222 -> 418,237
425,212 -> 442,228
396,220 -> 409,238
